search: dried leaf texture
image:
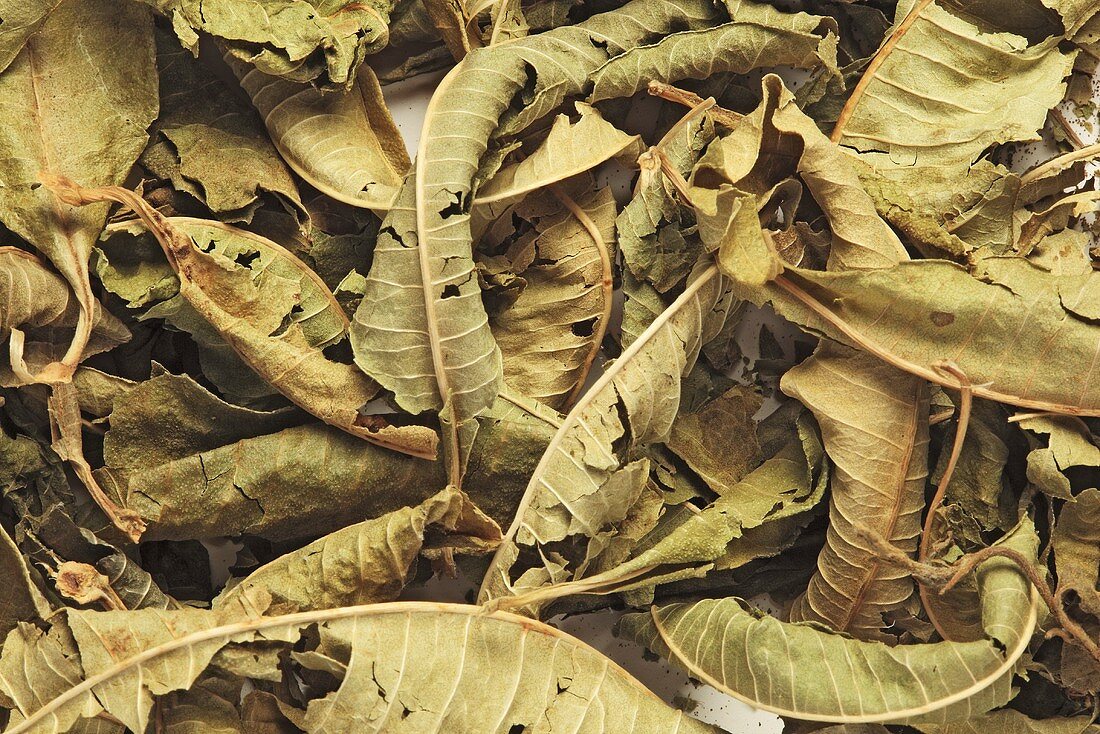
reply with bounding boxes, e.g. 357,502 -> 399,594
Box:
0,0 -> 156,383
2,603 -> 720,734
784,343 -> 929,639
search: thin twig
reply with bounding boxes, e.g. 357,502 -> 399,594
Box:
647,81 -> 743,128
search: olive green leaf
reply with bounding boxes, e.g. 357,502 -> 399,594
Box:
0,0 -> 156,384
353,0 -> 724,486
621,519 -> 1041,725
484,180 -> 616,410
1052,488 -> 1100,619
0,525 -> 48,640
480,264 -> 735,609
140,28 -> 305,224
617,104 -> 715,295
783,342 -> 930,640
0,248 -> 129,388
666,385 -> 763,494
0,0 -> 62,74
213,487 -> 499,616
97,216 -> 349,407
727,257 -> 1100,416
832,0 -> 1075,169
499,409 -> 827,607
48,179 -> 437,459
473,103 -> 641,207
137,0 -> 391,89
2,602 -> 718,734
589,0 -> 839,102
229,56 -> 410,211
695,75 -> 906,271
100,372 -> 551,541
916,709 -> 1098,734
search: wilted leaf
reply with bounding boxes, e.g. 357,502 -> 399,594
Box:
485,180 -> 616,410
140,28 -> 305,224
783,342 -> 930,640
100,371 -> 551,540
213,487 -> 500,616
832,1 -> 1074,169
0,0 -> 156,384
728,257 -> 1100,416
138,0 -> 391,88
480,264 -> 735,608
621,520 -> 1041,725
4,602 -> 719,734
589,0 -> 838,102
229,56 -> 410,210
49,179 -> 438,459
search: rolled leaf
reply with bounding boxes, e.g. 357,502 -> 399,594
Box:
48,178 -> 437,459
229,56 -> 410,210
621,520 -> 1041,725
0,0 -> 156,384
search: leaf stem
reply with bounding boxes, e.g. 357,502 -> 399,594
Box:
918,361 -> 973,640
1020,140 -> 1100,186
550,185 -> 615,410
647,82 -> 742,128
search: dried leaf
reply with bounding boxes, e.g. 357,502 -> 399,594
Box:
49,179 -> 438,459
0,0 -> 156,384
229,57 -> 410,210
621,520 -> 1041,725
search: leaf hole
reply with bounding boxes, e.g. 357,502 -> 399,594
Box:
438,189 -> 470,219
508,726 -> 526,734
571,317 -> 597,337
234,249 -> 261,268
441,284 -> 461,299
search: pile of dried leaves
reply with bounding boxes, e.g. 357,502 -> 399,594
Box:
1,0 -> 1099,731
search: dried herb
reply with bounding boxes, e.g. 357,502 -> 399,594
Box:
2,0 -> 1100,730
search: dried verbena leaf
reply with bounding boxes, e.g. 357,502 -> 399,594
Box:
0,248 -> 129,387
727,257 -> 1100,416
140,28 -> 305,224
1052,488 -> 1100,619
621,520 -> 1041,725
3,603 -> 718,734
474,103 -> 641,207
833,1 -> 1075,170
101,372 -> 551,540
589,0 -> 838,102
617,109 -> 715,294
0,621 -> 85,729
666,385 -> 763,494
97,217 -> 349,406
517,411 -> 827,602
481,264 -> 736,609
353,0 -> 724,485
213,487 -> 499,616
0,1 -> 61,74
695,76 -> 906,271
0,0 -> 156,384
49,179 -> 437,459
783,342 -> 930,640
930,399 -> 1012,531
138,0 -> 391,88
0,525 -> 48,639
487,182 -> 616,410
229,56 -> 410,211
916,709 -> 1098,734
95,554 -> 178,611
